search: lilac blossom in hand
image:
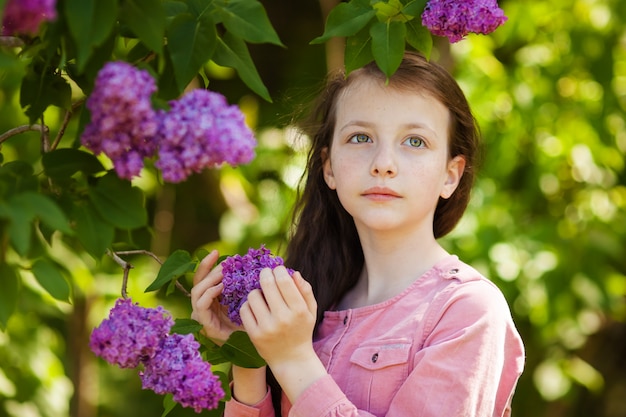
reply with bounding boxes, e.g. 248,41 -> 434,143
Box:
421,0 -> 507,43
89,298 -> 174,368
155,89 -> 257,183
220,245 -> 292,325
1,0 -> 57,36
81,61 -> 159,179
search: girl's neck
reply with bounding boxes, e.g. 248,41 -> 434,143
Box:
338,230 -> 450,309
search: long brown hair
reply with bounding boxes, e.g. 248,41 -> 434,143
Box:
285,51 -> 481,326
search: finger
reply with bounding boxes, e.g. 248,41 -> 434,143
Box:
293,271 -> 317,316
270,266 -> 305,310
193,249 -> 219,286
193,282 -> 224,311
245,287 -> 272,325
258,268 -> 291,314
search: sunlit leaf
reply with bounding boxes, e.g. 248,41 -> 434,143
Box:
171,318 -> 203,334
405,19 -> 432,59
310,0 -> 375,44
88,173 -> 147,229
31,258 -> 71,303
10,192 -> 73,235
145,250 -> 195,292
217,0 -> 284,46
64,0 -> 117,71
119,0 -> 166,54
167,12 -> 217,91
213,33 -> 271,102
220,331 -> 266,368
73,202 -> 114,259
369,20 -> 406,78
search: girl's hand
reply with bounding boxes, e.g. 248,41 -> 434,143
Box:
190,250 -> 241,345
240,266 -> 326,403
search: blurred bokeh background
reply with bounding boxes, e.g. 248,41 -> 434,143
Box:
0,0 -> 625,416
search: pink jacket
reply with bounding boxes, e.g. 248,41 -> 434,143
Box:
225,255 -> 525,417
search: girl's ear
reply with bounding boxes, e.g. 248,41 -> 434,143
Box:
440,155 -> 465,199
321,147 -> 336,190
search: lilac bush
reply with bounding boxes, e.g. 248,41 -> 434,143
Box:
81,61 -> 159,179
221,245 -> 292,325
1,0 -> 57,36
155,89 -> 257,183
421,0 -> 507,43
90,298 -> 224,412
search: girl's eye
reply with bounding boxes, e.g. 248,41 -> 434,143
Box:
349,133 -> 371,143
404,136 -> 425,148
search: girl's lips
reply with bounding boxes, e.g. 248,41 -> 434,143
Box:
362,186 -> 401,200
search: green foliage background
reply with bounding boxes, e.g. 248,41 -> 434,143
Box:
0,0 -> 625,416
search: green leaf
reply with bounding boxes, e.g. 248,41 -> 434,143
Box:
42,148 -> 106,178
171,318 -> 204,334
310,0 -> 376,44
11,192 -> 73,235
64,0 -> 117,71
214,370 -> 231,401
218,0 -> 284,46
213,33 -> 271,102
369,20 -> 406,78
73,202 -> 114,259
20,65 -> 72,123
161,394 -> 177,417
119,0 -> 166,54
220,331 -> 266,368
167,12 -> 217,91
400,0 -> 428,17
405,19 -> 432,59
0,263 -> 19,329
88,173 -> 148,229
0,200 -> 32,256
345,26 -> 374,74
145,249 -> 195,292
31,258 -> 72,303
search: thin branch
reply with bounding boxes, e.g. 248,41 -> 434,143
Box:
0,124 -> 49,145
51,99 -> 85,151
106,249 -> 133,299
0,36 -> 25,48
107,249 -> 192,298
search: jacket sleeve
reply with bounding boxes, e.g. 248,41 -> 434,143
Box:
224,386 -> 276,417
289,279 -> 525,417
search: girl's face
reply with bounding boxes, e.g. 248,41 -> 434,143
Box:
323,77 -> 465,237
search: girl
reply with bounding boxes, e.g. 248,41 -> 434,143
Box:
191,51 -> 525,417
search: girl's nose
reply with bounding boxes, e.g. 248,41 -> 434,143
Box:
370,144 -> 397,177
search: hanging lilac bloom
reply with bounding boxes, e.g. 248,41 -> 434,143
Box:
1,0 -> 57,36
89,298 -> 174,369
155,89 -> 257,183
81,61 -> 159,179
140,333 -> 225,412
421,0 -> 507,43
220,245 -> 292,325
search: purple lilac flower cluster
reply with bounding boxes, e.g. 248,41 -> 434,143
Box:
89,297 -> 173,368
89,298 -> 224,412
80,61 -> 257,182
140,333 -> 224,412
1,0 -> 57,36
421,0 -> 507,43
220,245 -> 292,325
155,89 -> 256,183
81,62 -> 159,179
